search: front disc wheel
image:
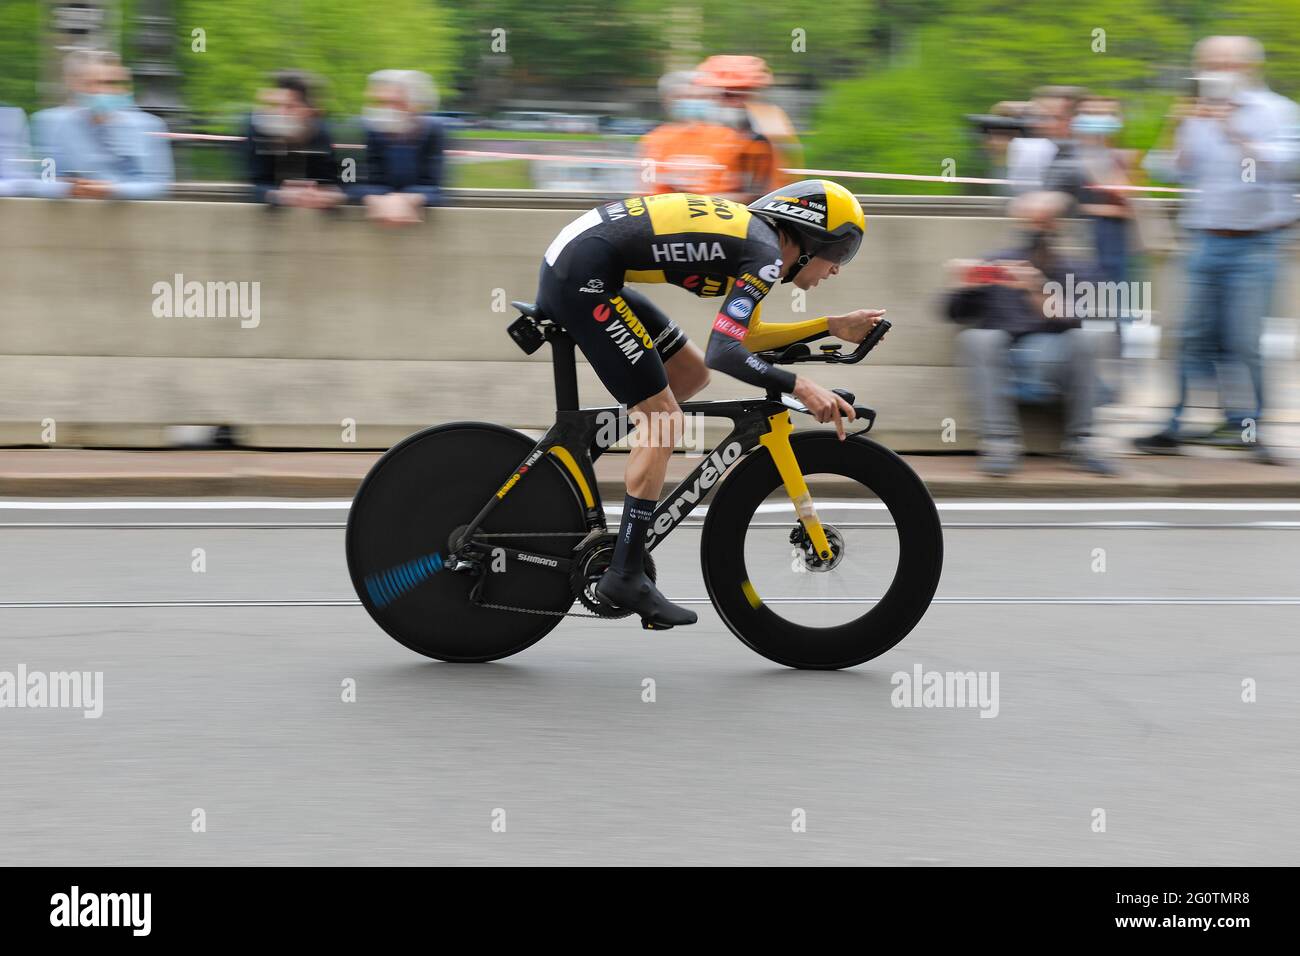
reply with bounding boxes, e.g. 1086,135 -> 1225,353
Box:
700,432 -> 943,670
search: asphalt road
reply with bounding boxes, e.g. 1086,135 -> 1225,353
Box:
1,499 -> 1297,866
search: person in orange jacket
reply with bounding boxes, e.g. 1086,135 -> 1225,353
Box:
695,55 -> 802,196
640,65 -> 782,202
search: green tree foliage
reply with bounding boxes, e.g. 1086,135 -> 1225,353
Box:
440,0 -> 876,93
1211,0 -> 1300,96
809,0 -> 1197,191
809,56 -> 968,194
177,0 -> 456,124
0,0 -> 41,111
443,0 -> 668,91
1,0 -> 1296,184
693,0 -> 876,79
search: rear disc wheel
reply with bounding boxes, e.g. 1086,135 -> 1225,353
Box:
346,423 -> 588,662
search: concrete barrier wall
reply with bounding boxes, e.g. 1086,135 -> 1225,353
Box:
0,198 -> 1294,451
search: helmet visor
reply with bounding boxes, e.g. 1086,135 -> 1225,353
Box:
810,229 -> 862,266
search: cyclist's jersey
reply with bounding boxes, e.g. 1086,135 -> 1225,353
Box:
542,192 -> 797,396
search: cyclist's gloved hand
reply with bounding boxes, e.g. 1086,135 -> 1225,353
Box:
793,377 -> 856,441
827,309 -> 887,343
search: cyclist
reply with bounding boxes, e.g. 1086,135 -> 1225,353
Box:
535,179 -> 885,628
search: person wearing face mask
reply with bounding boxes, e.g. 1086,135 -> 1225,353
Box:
944,191 -> 1115,477
694,56 -> 788,200
1072,98 -> 1136,295
1009,86 -> 1087,194
349,70 -> 445,226
1136,36 -> 1300,461
1040,86 -> 1095,205
243,71 -> 344,209
641,59 -> 786,203
29,50 -> 173,200
639,70 -> 745,197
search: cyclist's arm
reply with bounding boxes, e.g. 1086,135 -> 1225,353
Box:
704,289 -> 797,394
741,306 -> 830,351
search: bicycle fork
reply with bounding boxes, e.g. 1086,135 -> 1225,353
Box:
758,411 -> 835,562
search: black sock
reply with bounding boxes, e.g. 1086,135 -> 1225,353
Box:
610,494 -> 656,576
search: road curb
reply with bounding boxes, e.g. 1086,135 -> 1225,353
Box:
0,448 -> 1296,499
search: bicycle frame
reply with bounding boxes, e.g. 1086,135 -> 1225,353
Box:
453,327 -> 844,566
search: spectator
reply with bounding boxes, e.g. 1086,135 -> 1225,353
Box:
30,50 -> 173,200
1,104 -> 34,196
1039,86 -> 1096,202
974,101 -> 1033,189
351,70 -> 446,225
1136,36 -> 1300,461
1006,87 -> 1086,192
244,71 -> 344,209
641,70 -> 714,194
1073,97 -> 1137,295
640,59 -> 780,202
945,191 -> 1114,477
695,55 -> 786,200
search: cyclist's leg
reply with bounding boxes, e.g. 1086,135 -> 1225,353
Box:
618,287 -> 710,401
624,385 -> 683,500
582,287 -> 708,460
537,238 -> 670,412
537,240 -> 695,626
603,385 -> 696,627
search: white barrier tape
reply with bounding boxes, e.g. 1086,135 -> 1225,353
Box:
445,149 -> 724,170
149,132 -> 1217,194
784,165 -> 1195,193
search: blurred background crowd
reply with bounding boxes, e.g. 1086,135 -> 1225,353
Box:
0,0 -> 1297,470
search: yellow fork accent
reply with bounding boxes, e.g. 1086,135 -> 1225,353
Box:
757,411 -> 834,561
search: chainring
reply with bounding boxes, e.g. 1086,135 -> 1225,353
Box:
572,533 -> 658,618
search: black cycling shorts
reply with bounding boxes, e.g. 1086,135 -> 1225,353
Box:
536,235 -> 688,407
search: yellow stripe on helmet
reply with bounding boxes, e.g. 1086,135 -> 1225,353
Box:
820,180 -> 866,234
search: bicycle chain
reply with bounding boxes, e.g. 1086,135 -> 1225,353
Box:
475,600 -> 605,618
471,531 -> 589,538
465,531 -> 605,617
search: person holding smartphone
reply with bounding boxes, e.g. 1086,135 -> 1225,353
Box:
1136,36 -> 1299,460
945,191 -> 1114,477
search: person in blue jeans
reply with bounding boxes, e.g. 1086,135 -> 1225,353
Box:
1158,230 -> 1281,449
945,191 -> 1115,477
1137,35 -> 1299,462
1073,99 -> 1136,299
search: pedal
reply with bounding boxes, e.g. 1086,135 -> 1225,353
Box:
641,618 -> 673,631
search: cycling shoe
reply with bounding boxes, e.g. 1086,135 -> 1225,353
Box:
595,570 -> 697,629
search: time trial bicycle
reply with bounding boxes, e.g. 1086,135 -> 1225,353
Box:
345,302 -> 943,669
